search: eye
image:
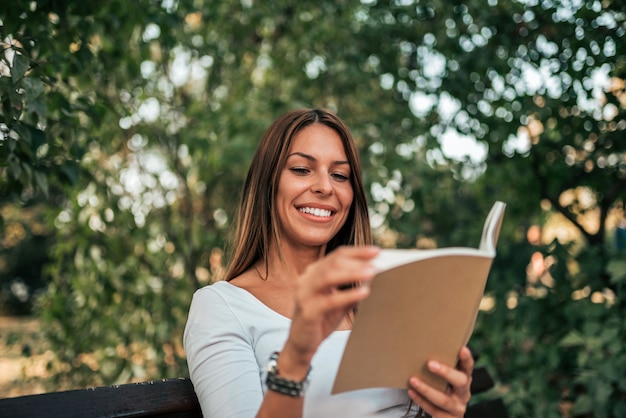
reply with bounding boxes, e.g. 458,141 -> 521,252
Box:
290,167 -> 310,175
332,173 -> 350,182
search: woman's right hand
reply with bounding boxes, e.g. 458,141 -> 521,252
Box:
278,246 -> 379,377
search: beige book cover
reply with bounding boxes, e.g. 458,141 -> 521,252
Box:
332,201 -> 506,394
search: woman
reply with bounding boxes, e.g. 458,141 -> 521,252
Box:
183,109 -> 473,417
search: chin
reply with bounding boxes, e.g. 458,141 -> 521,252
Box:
302,238 -> 334,247
295,234 -> 337,248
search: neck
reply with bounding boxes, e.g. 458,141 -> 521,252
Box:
258,241 -> 327,283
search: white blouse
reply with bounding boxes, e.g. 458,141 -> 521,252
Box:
183,281 -> 412,418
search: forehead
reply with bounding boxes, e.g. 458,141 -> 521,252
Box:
288,124 -> 348,158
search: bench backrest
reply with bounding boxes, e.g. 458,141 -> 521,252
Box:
0,378 -> 201,418
0,369 -> 507,418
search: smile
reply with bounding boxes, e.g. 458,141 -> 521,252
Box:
299,207 -> 333,217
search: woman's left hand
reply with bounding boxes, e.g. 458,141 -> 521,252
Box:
407,346 -> 474,417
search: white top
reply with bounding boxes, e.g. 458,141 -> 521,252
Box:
183,281 -> 412,418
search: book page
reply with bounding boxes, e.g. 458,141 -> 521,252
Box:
371,201 -> 506,271
479,201 -> 506,253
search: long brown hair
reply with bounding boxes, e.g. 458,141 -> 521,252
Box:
224,108 -> 372,281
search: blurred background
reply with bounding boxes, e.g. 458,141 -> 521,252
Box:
1,1 -> 625,417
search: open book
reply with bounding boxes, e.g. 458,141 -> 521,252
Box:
332,201 -> 506,394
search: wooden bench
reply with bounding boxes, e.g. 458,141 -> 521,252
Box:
0,378 -> 202,418
0,368 -> 507,417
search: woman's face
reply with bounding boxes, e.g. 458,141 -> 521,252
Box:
275,123 -> 354,250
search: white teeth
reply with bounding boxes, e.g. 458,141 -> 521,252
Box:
299,207 -> 332,217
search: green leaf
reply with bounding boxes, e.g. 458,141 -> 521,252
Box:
8,154 -> 21,180
559,331 -> 585,347
34,169 -> 49,198
594,380 -> 614,405
60,162 -> 80,185
22,78 -> 46,102
13,124 -> 33,151
11,54 -> 29,82
29,99 -> 47,121
19,161 -> 33,185
572,394 -> 593,414
8,86 -> 23,110
608,260 -> 626,283
0,76 -> 13,97
29,126 -> 46,152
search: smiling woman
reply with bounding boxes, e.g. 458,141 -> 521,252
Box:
222,109 -> 371,283
183,109 -> 475,418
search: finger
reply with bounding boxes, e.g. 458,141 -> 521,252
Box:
301,263 -> 376,296
407,378 -> 466,417
331,245 -> 380,260
302,255 -> 378,292
427,360 -> 471,390
457,346 -> 475,375
328,283 -> 371,306
307,284 -> 371,315
406,389 -> 435,416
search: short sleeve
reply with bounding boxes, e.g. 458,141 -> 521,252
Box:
183,286 -> 264,418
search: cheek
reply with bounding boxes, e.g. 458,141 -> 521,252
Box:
340,187 -> 354,211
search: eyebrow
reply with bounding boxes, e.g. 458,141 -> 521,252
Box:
287,152 -> 350,166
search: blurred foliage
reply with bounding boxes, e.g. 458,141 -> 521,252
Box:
0,203 -> 50,315
1,0 -> 625,415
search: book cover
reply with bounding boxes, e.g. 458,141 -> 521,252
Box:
332,201 -> 506,394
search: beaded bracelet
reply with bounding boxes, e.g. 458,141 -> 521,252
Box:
265,351 -> 312,397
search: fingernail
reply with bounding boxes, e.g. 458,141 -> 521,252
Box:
429,361 -> 441,371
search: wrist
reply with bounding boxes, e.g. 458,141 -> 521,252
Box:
266,351 -> 312,397
275,345 -> 313,381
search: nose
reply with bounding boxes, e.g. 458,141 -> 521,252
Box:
312,173 -> 333,195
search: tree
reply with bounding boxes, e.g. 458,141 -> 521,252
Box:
2,0 -> 625,416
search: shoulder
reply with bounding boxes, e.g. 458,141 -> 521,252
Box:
193,280 -> 236,298
190,281 -> 249,312
185,281 -> 253,343
189,279 -> 268,318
